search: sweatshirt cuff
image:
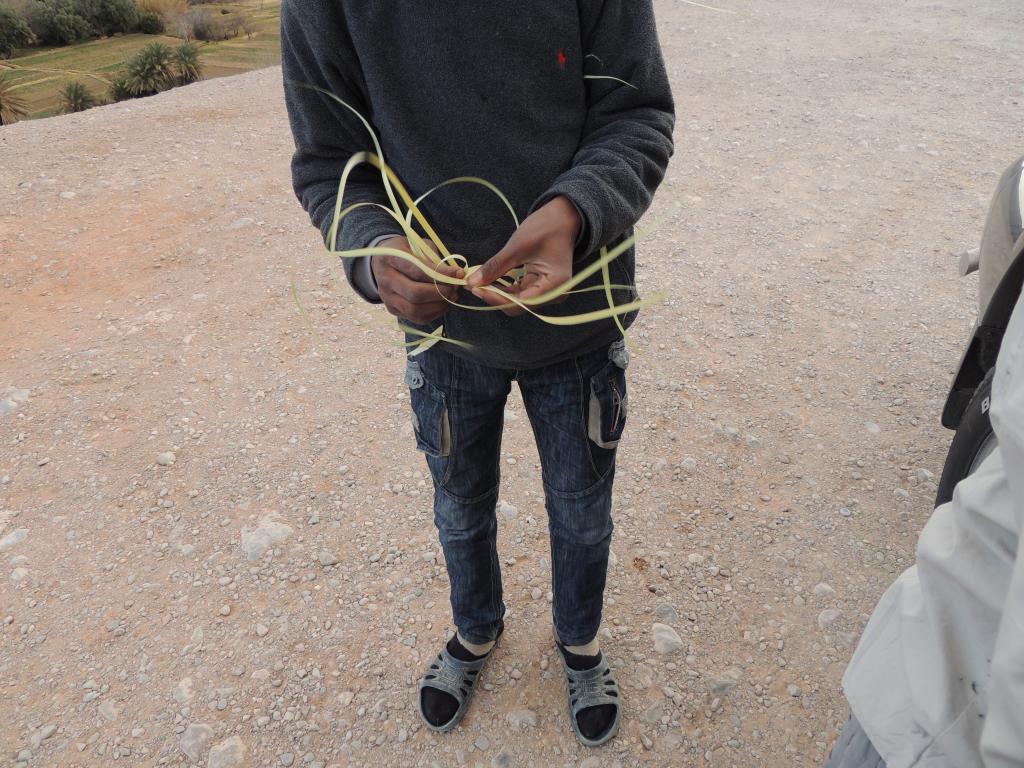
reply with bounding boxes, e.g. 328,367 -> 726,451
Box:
348,234 -> 401,303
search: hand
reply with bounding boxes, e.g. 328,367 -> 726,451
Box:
371,237 -> 464,325
466,196 -> 582,317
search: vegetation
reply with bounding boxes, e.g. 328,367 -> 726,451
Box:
107,75 -> 130,101
135,8 -> 162,32
27,0 -> 94,45
0,6 -> 34,58
0,72 -> 29,124
1,0 -> 280,119
172,40 -> 199,84
60,78 -> 96,110
123,40 -> 173,95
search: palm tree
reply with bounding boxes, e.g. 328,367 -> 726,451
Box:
173,43 -> 202,86
0,72 -> 28,126
61,81 -> 97,113
125,42 -> 175,97
108,77 -> 131,103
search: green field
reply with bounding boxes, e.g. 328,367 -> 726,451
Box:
0,0 -> 280,119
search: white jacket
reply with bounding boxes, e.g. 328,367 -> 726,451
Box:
843,296 -> 1024,767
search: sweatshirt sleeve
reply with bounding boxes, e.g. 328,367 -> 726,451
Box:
981,301 -> 1024,768
280,0 -> 393,304
529,0 -> 675,258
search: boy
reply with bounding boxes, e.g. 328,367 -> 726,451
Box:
282,0 -> 674,745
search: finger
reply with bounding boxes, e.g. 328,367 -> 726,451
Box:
385,254 -> 439,283
466,237 -> 528,288
393,276 -> 458,305
470,284 -> 527,316
385,294 -> 449,323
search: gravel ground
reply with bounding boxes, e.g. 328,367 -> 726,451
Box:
1,1 -> 1022,766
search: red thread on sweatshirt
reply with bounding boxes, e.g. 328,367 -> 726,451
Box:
557,49 -> 567,69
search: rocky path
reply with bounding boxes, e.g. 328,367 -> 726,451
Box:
1,0 -> 1021,766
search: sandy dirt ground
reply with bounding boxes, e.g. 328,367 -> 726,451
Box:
2,0 -> 1022,766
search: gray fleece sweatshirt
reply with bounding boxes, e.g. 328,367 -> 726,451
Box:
281,0 -> 675,369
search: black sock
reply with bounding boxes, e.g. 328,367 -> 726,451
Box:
420,636 -> 487,727
558,642 -> 617,741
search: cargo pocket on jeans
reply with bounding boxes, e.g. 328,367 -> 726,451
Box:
587,340 -> 629,450
406,359 -> 451,458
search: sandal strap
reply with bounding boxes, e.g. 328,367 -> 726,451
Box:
561,651 -> 621,715
420,646 -> 487,700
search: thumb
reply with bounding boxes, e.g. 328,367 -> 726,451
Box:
467,240 -> 523,288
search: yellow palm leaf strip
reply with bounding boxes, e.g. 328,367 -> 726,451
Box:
583,75 -> 639,90
475,282 -> 663,326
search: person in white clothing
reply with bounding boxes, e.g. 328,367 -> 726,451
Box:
827,294 -> 1024,768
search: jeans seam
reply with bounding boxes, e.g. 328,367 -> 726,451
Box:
434,482 -> 500,507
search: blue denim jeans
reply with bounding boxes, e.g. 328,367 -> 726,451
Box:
405,339 -> 629,647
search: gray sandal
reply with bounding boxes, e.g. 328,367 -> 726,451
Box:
418,642 -> 494,732
556,645 -> 622,747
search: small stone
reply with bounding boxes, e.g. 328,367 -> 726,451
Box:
156,452 -> 176,466
839,507 -> 852,518
131,728 -> 145,738
207,736 -> 246,768
219,605 -> 231,616
813,583 -> 836,598
530,587 -> 542,600
788,684 -> 802,697
172,677 -> 195,704
506,709 -> 538,729
641,702 -> 664,724
280,753 -> 295,767
710,667 -> 742,696
499,501 -> 518,521
180,723 -> 213,762
491,748 -> 512,768
652,623 -> 683,655
680,456 -> 697,473
240,517 -> 293,560
817,609 -> 843,630
60,190 -> 77,200
864,421 -> 881,435
10,567 -> 28,582
226,217 -> 254,230
32,724 -> 57,747
654,602 -> 678,624
0,528 -> 28,550
318,551 -> 339,567
255,623 -> 269,637
99,699 -> 121,721
474,735 -> 490,751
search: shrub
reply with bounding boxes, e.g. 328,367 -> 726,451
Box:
135,8 -> 162,32
108,76 -> 130,101
28,0 -> 93,45
75,0 -> 136,35
124,41 -> 174,96
0,72 -> 29,125
61,79 -> 96,112
178,5 -> 236,41
135,0 -> 184,31
0,5 -> 34,58
172,41 -> 200,84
